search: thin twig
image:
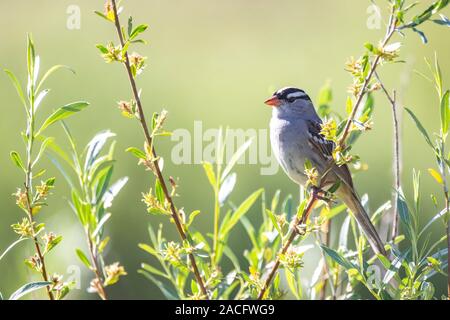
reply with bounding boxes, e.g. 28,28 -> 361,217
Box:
110,0 -> 208,298
86,235 -> 108,300
374,71 -> 401,242
319,219 -> 332,300
24,100 -> 54,300
258,193 -> 319,300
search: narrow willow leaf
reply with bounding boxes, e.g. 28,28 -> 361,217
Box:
320,245 -> 355,270
220,189 -> 263,236
129,24 -> 148,40
94,11 -> 111,22
84,130 -> 115,172
428,168 -> 443,184
36,65 -> 75,93
127,16 -> 133,37
0,238 -> 27,261
138,270 -> 179,300
419,208 -> 447,238
9,281 -> 52,300
43,235 -> 62,254
125,147 -> 146,159
92,213 -> 112,238
221,138 -> 254,181
240,216 -> 258,249
405,108 -> 434,149
32,137 -> 54,168
202,161 -> 217,189
75,249 -> 92,269
270,190 -> 281,212
102,177 -> 128,209
141,263 -> 168,279
440,90 -> 449,135
285,269 -> 300,299
154,179 -> 164,204
218,172 -> 236,205
397,191 -> 413,241
37,101 -> 89,136
138,243 -> 159,257
4,69 -> 28,111
34,89 -> 50,111
10,151 -> 25,171
187,210 -> 201,228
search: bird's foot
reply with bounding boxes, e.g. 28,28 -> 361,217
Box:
311,186 -> 336,204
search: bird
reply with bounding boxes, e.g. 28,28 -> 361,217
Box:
265,86 -> 386,256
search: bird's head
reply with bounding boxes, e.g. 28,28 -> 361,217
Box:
264,87 -> 315,118
264,87 -> 311,107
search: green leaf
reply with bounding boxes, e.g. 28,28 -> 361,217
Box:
405,108 -> 434,149
92,213 -> 111,238
96,44 -> 109,54
202,161 -> 217,189
0,238 -> 27,261
220,188 -> 263,237
43,235 -> 62,254
187,210 -> 201,228
397,191 -> 413,241
32,137 -> 54,168
428,168 -> 443,184
141,263 -> 168,279
129,24 -> 148,40
36,65 -> 75,93
10,151 -> 25,171
138,243 -> 159,257
26,34 -> 36,86
127,16 -> 133,37
4,69 -> 27,111
155,179 -> 165,204
320,245 -> 355,270
285,269 -> 300,299
440,90 -> 449,135
125,147 -> 146,159
9,281 -> 52,300
221,138 -> 254,181
37,102 -> 89,135
138,270 -> 179,300
316,82 -> 332,118
75,248 -> 92,269
266,209 -> 281,235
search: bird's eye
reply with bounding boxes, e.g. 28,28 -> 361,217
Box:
287,97 -> 297,103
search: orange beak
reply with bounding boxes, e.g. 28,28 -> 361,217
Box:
264,95 -> 281,107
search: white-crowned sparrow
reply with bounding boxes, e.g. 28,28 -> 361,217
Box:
266,87 -> 386,255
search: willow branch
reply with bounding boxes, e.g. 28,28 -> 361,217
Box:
110,0 -> 207,298
258,193 -> 319,300
374,71 -> 401,242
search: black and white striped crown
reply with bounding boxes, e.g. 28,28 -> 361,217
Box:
274,87 -> 311,103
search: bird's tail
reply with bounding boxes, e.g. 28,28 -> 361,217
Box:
336,185 -> 387,256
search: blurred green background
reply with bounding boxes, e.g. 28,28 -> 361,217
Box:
0,0 -> 449,299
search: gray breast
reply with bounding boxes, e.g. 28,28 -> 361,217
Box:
270,116 -> 310,186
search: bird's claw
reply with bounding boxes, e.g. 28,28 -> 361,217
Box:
311,186 -> 335,204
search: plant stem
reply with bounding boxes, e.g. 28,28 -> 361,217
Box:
374,72 -> 401,241
24,98 -> 54,300
440,140 -> 450,300
339,26 -> 396,147
110,0 -> 207,298
258,193 -> 318,300
86,233 -> 108,300
319,219 -> 331,300
213,183 -> 220,265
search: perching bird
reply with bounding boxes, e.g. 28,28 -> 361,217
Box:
266,87 -> 386,256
